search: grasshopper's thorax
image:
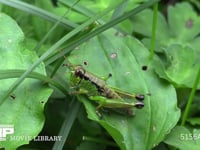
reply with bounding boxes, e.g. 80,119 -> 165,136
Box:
73,65 -> 121,99
74,65 -> 106,88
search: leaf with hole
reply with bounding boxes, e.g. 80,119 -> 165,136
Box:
0,13 -> 53,149
131,2 -> 200,51
154,44 -> 200,88
67,29 -> 180,150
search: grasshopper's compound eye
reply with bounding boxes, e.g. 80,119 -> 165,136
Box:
135,102 -> 144,109
74,66 -> 85,78
136,94 -> 145,101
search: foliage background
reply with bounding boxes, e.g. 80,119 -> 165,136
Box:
0,0 -> 200,150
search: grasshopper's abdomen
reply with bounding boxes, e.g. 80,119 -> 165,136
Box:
100,86 -> 121,99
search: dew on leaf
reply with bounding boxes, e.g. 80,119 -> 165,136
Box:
153,143 -> 157,148
153,125 -> 156,131
124,71 -> 131,76
75,46 -> 80,50
110,52 -> 117,59
8,39 -> 12,43
120,33 -> 127,37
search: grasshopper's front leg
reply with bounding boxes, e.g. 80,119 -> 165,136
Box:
89,96 -> 144,118
70,88 -> 89,95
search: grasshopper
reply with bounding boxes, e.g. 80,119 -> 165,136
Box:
67,64 -> 145,117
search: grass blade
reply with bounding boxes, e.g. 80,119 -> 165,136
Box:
46,0 -> 160,64
0,0 -> 124,104
150,2 -> 158,59
0,69 -> 68,97
181,66 -> 200,125
0,0 -> 78,29
52,99 -> 80,150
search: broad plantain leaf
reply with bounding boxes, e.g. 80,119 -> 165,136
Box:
67,29 -> 180,150
164,126 -> 200,150
0,13 -> 53,149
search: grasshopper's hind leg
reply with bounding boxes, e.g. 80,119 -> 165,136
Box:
95,109 -> 103,119
88,96 -> 107,119
95,102 -> 106,119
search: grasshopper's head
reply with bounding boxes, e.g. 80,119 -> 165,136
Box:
74,65 -> 85,78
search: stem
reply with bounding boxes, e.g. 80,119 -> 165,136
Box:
181,66 -> 200,126
150,2 -> 158,59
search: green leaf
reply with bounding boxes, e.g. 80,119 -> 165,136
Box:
155,44 -> 200,88
168,2 -> 200,41
190,36 -> 200,55
0,13 -> 52,149
131,2 -> 200,52
131,8 -> 170,51
164,126 -> 200,150
67,29 -> 180,150
187,117 -> 200,126
131,9 -> 169,41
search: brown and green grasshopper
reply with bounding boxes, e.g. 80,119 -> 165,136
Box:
67,64 -> 145,117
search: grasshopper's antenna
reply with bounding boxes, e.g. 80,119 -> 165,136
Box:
62,57 -> 74,70
62,63 -> 73,69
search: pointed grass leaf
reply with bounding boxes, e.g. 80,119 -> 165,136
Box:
67,29 -> 180,150
0,13 -> 53,149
